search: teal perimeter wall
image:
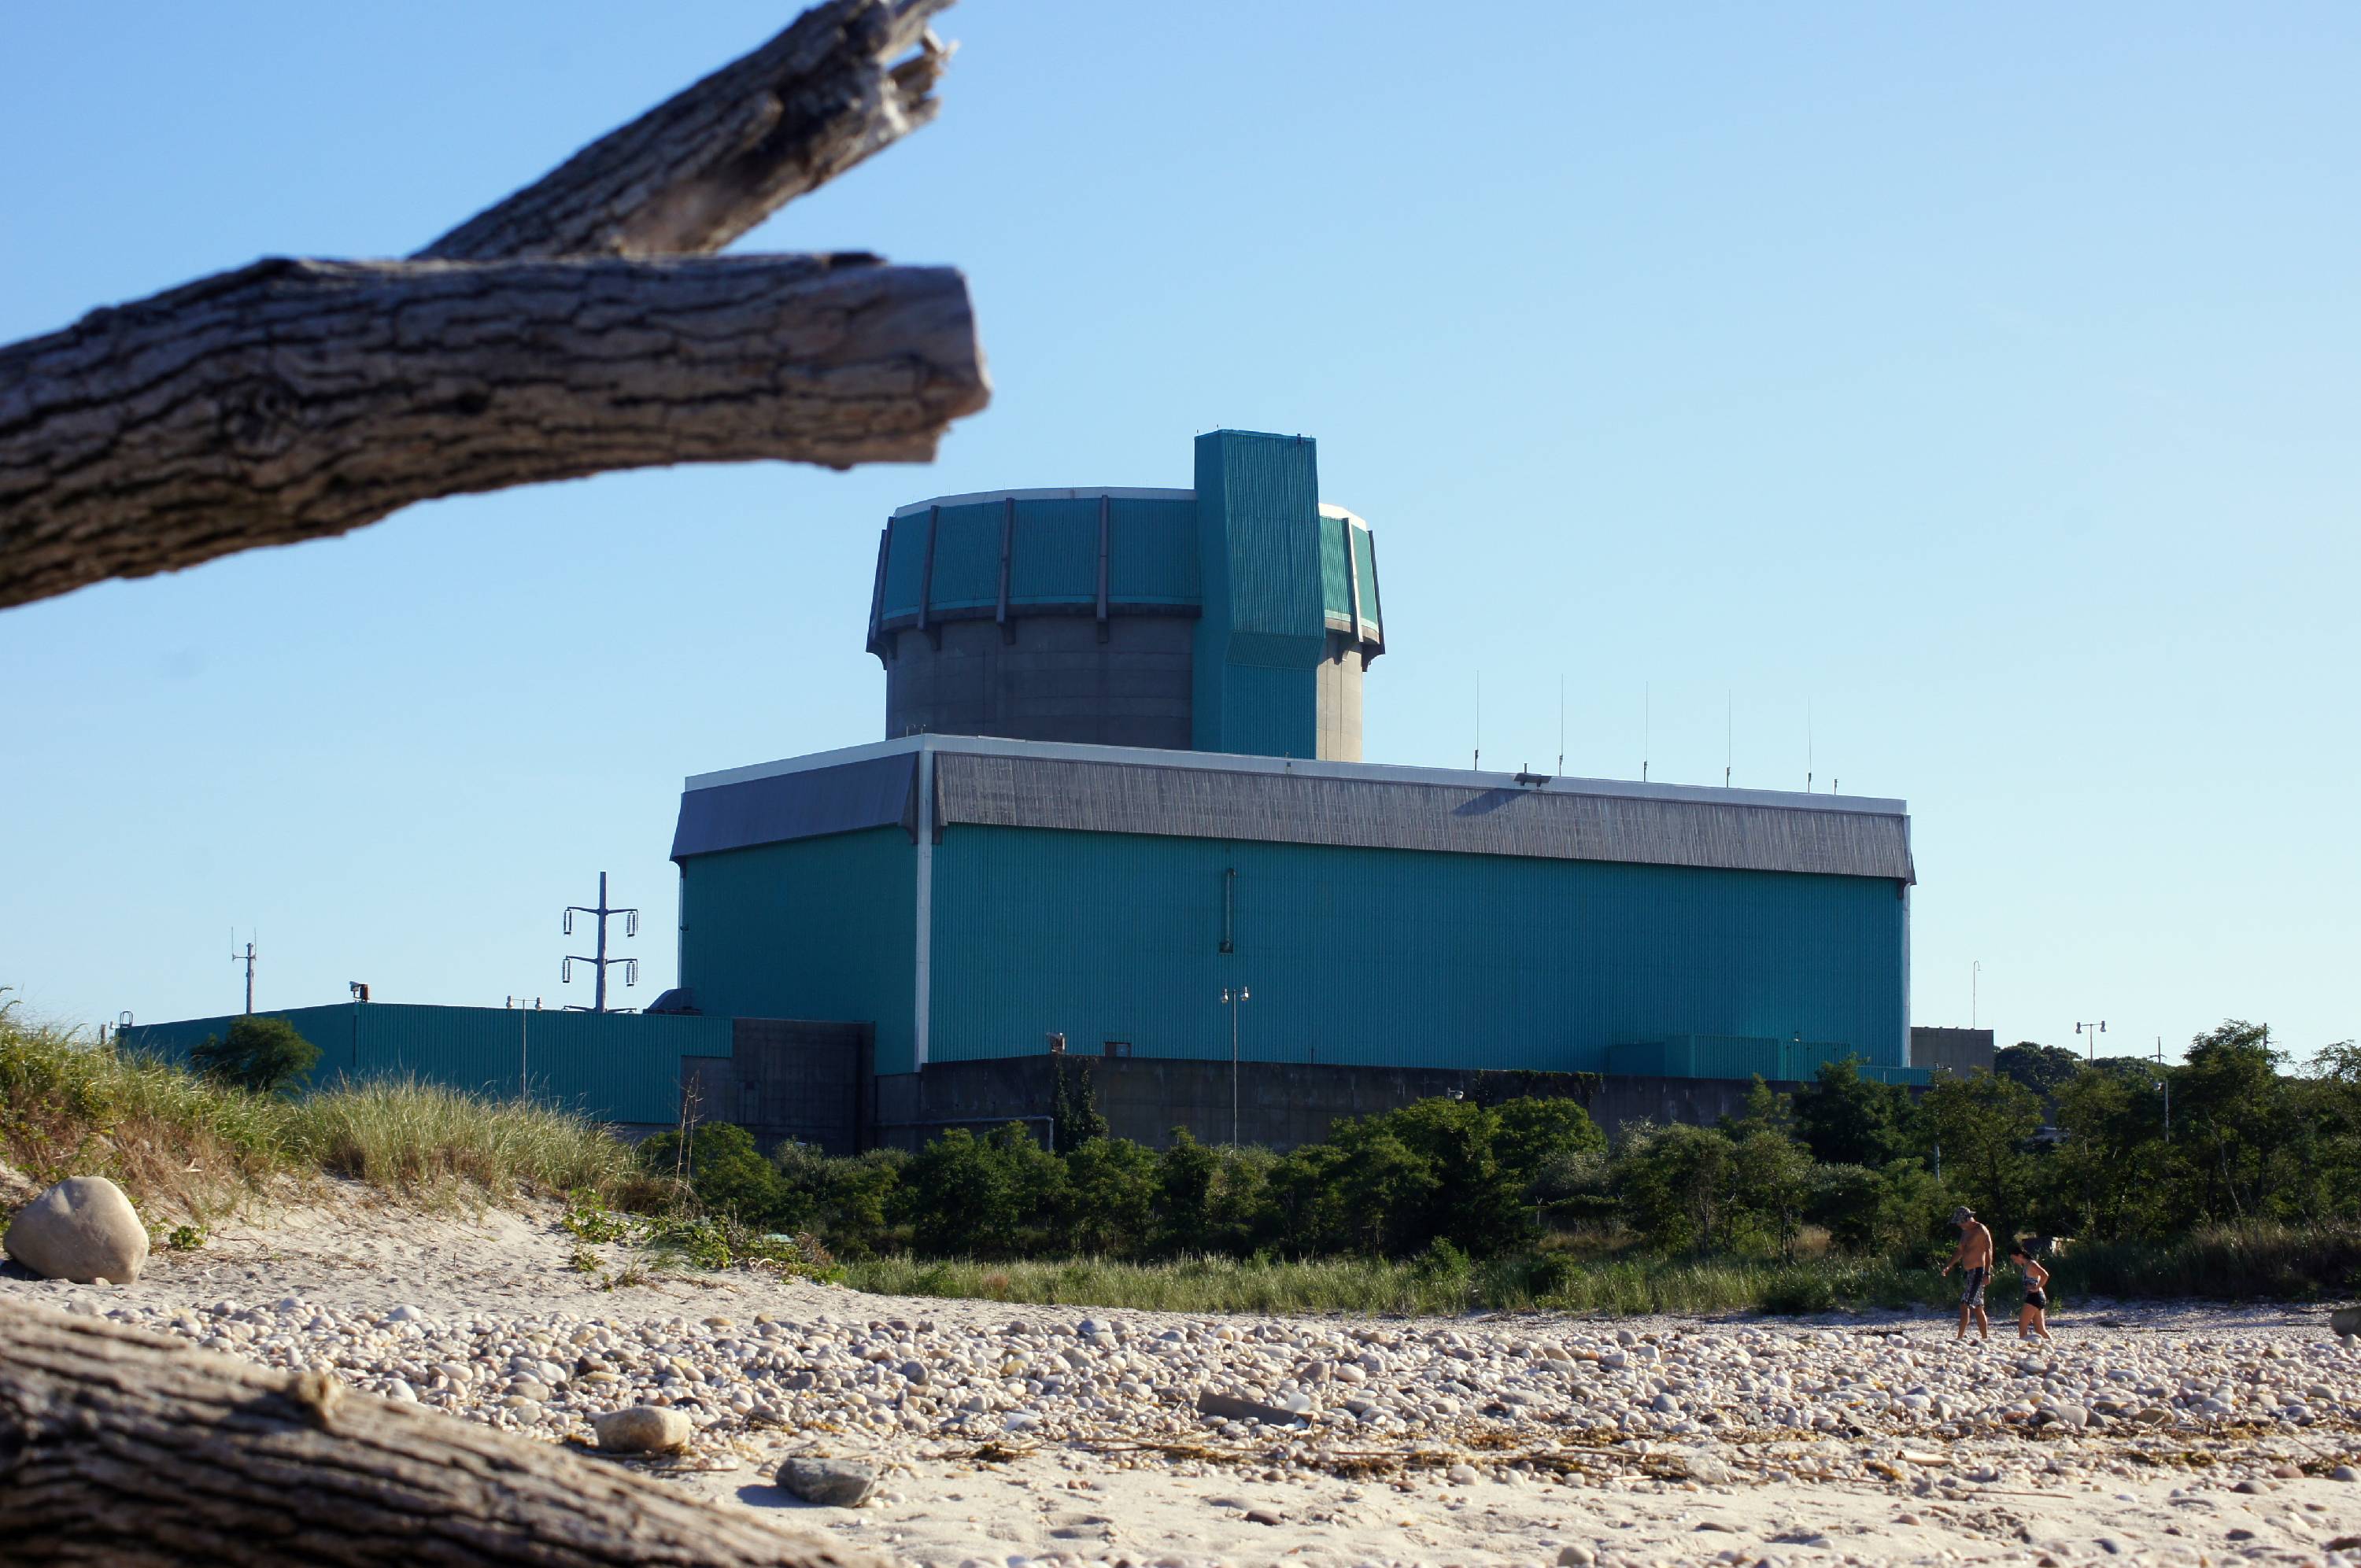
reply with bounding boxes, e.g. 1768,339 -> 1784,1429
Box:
924,826 -> 1908,1075
119,1004 -> 729,1126
677,826 -> 917,1074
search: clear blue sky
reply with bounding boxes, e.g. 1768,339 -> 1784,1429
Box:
4,3 -> 2355,1062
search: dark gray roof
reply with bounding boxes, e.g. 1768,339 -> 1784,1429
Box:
674,743 -> 1912,883
933,753 -> 1913,882
670,752 -> 914,860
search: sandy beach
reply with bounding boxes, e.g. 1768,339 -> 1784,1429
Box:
6,1184 -> 2357,1568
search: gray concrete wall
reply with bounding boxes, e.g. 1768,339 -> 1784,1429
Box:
682,1017 -> 870,1156
1314,637 -> 1366,762
870,1054 -> 1792,1152
881,616 -> 1196,748
1910,1026 -> 1995,1076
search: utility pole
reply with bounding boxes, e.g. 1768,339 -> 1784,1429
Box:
2075,1018 -> 2107,1063
1221,985 -> 1251,1146
563,873 -> 640,1013
228,930 -> 257,1015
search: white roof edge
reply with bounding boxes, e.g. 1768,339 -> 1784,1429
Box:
1317,503 -> 1370,529
687,733 -> 1905,817
890,487 -> 1195,518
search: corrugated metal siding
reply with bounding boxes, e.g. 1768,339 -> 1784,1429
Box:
1350,526 -> 1382,634
879,511 -> 929,620
1320,515 -> 1352,622
678,827 -> 918,1074
120,1005 -> 728,1123
1194,432 -> 1329,756
1005,498 -> 1099,603
925,825 -> 1908,1073
927,502 -> 1003,612
933,753 -> 1912,881
1105,498 -> 1199,603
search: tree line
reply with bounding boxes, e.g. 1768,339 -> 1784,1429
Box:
645,1018 -> 2359,1265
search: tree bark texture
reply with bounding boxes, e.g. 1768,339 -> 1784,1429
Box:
420,0 -> 954,261
0,253 -> 988,608
0,0 -> 981,610
0,1297 -> 881,1567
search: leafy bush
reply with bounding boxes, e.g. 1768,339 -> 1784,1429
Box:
190,1016 -> 320,1096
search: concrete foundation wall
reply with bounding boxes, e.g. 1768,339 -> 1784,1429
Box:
1910,1026 -> 1996,1076
871,1054 -> 1789,1153
682,1018 -> 870,1157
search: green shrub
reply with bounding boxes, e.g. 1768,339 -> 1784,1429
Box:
190,1016 -> 320,1096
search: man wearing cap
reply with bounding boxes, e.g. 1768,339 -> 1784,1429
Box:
1938,1206 -> 1995,1341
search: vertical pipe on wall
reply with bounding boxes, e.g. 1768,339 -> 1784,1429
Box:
913,741 -> 934,1070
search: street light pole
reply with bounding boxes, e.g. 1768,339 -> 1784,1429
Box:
2075,1018 -> 2107,1063
1222,985 -> 1251,1146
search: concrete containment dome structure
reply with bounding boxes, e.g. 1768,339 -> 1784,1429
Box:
865,430 -> 1384,760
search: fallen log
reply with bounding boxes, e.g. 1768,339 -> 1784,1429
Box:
0,0 -> 983,611
0,1297 -> 878,1566
0,254 -> 987,607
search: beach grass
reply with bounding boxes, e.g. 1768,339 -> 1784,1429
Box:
0,1006 -> 656,1217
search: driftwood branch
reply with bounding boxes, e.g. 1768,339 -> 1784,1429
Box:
0,1297 -> 877,1567
0,255 -> 986,607
422,0 -> 954,261
0,0 -> 982,610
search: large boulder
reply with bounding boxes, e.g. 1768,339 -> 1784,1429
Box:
590,1405 -> 693,1454
4,1175 -> 149,1284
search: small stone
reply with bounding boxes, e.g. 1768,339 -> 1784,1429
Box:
508,1378 -> 550,1402
2270,1463 -> 2303,1479
3,1176 -> 149,1285
703,1316 -> 733,1329
1557,1546 -> 1595,1566
777,1456 -> 880,1507
1244,1507 -> 1284,1526
2226,1527 -> 2256,1540
2331,1465 -> 2359,1482
900,1359 -> 929,1386
591,1405 -> 693,1454
1695,1519 -> 1739,1533
1447,1463 -> 1479,1485
2232,1479 -> 2266,1495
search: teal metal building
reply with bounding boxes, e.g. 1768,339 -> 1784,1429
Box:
671,430 -> 1922,1096
120,428 -> 1924,1149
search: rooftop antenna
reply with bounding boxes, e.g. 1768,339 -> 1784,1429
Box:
228,928 -> 257,1015
1642,682 -> 1650,782
1557,675 -> 1566,775
1807,697 -> 1814,793
1724,689 -> 1733,788
562,873 -> 639,1013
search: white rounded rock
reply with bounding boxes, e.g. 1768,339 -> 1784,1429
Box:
4,1175 -> 149,1284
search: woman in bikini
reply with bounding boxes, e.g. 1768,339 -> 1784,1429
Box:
2009,1244 -> 2052,1341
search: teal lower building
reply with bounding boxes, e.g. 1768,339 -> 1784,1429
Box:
669,735 -> 1919,1094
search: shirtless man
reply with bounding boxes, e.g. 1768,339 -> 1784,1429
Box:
1938,1205 -> 1994,1341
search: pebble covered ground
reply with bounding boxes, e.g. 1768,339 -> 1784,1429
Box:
8,1196 -> 2360,1568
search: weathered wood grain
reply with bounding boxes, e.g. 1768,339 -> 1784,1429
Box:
0,253 -> 987,608
420,0 -> 955,261
0,1297 -> 877,1566
0,0 -> 981,609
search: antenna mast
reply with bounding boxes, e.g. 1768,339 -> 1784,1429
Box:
562,873 -> 640,1013
1724,689 -> 1732,788
228,928 -> 257,1015
1557,674 -> 1565,775
1642,682 -> 1650,782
